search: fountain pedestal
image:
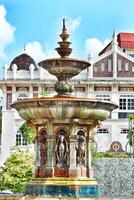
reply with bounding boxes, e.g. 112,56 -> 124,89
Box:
25,122 -> 100,198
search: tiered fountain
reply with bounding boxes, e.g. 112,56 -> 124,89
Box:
12,20 -> 118,199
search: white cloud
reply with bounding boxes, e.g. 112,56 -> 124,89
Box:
25,41 -> 57,61
0,5 -> 15,59
55,16 -> 81,36
85,37 -> 110,58
25,16 -> 82,62
25,41 -> 46,61
65,16 -> 81,33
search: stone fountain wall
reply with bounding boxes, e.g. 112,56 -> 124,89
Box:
93,158 -> 134,197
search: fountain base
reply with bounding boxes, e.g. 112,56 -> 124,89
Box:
25,178 -> 100,198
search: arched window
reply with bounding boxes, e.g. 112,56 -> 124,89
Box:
17,88 -> 28,100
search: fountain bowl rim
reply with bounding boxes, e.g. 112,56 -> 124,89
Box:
11,96 -> 118,111
38,57 -> 91,66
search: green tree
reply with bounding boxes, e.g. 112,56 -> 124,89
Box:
0,151 -> 34,193
19,123 -> 36,144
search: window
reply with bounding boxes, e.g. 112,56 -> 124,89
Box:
120,129 -> 129,134
119,87 -> 133,92
108,59 -> 112,72
97,128 -> 109,134
132,66 -> 134,72
94,65 -> 98,72
16,133 -> 28,146
118,59 -> 122,71
75,87 -> 85,92
101,63 -> 105,72
119,95 -> 134,110
95,87 -> 111,91
17,93 -> 28,100
125,63 -> 129,71
128,99 -> 134,110
33,93 -> 38,98
17,88 -> 28,100
118,112 -> 134,118
96,94 -> 110,101
119,98 -> 126,110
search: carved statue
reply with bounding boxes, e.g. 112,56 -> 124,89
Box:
55,134 -> 69,167
76,134 -> 86,166
39,131 -> 47,167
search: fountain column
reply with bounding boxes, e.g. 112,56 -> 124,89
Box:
69,124 -> 77,177
45,123 -> 54,177
87,129 -> 94,178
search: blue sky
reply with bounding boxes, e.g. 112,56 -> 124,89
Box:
0,0 -> 134,77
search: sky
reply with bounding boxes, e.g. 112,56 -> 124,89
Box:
0,0 -> 134,77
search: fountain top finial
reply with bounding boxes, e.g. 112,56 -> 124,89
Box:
63,18 -> 66,30
55,19 -> 72,58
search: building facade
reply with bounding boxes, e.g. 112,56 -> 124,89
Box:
0,31 -> 134,165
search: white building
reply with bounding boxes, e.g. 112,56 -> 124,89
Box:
0,31 -> 134,165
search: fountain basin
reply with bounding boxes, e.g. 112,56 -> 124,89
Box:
25,178 -> 100,198
11,97 -> 118,125
38,58 -> 90,79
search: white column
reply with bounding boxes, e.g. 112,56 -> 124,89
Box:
111,82 -> 119,119
112,29 -> 118,78
38,85 -> 42,97
12,85 -> 16,102
29,64 -> 34,80
39,66 -> 43,80
2,86 -> 7,111
88,52 -> 93,78
29,85 -> 33,98
13,64 -> 18,80
87,84 -> 94,98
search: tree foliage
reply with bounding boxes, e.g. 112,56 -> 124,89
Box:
19,123 -> 36,144
128,114 -> 134,146
0,151 -> 34,193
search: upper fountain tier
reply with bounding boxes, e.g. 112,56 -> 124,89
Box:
39,19 -> 90,96
11,19 -> 118,126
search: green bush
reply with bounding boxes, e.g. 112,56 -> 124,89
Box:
93,152 -> 129,158
0,151 -> 34,193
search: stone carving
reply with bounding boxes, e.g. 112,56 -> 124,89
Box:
76,133 -> 86,166
39,130 -> 47,167
55,132 -> 69,167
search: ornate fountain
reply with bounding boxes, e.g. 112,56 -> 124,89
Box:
11,19 -> 118,199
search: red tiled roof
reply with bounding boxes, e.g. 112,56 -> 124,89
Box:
99,32 -> 134,55
118,32 -> 134,49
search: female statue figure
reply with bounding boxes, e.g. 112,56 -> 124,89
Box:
55,134 -> 69,167
39,131 -> 47,167
76,134 -> 86,166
